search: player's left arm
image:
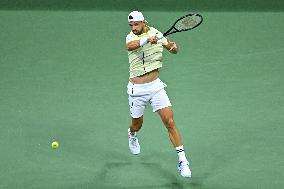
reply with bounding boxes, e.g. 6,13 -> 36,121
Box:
163,38 -> 178,54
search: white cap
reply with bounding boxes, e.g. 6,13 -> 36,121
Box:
128,11 -> 147,23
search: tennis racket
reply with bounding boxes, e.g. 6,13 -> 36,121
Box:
159,13 -> 203,40
141,13 -> 203,46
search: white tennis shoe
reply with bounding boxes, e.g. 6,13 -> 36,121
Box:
128,128 -> 140,155
178,161 -> 192,178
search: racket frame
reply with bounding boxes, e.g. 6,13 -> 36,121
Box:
163,13 -> 203,37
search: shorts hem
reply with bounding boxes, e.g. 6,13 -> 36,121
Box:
130,113 -> 143,119
153,104 -> 172,112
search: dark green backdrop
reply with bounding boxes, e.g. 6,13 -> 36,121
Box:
1,0 -> 284,11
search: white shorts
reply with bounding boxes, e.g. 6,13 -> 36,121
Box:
127,78 -> 172,118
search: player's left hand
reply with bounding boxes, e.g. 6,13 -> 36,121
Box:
169,42 -> 178,53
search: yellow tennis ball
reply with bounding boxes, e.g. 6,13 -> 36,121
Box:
51,141 -> 59,149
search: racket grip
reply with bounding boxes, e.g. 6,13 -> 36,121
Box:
157,35 -> 165,40
141,35 -> 164,46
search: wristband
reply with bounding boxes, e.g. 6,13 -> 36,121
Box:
139,38 -> 148,46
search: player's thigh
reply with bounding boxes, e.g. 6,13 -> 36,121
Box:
158,106 -> 174,125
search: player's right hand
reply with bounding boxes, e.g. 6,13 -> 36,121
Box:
147,36 -> 159,44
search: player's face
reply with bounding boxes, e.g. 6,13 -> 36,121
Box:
129,21 -> 145,35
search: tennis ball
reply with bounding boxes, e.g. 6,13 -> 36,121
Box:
51,141 -> 59,149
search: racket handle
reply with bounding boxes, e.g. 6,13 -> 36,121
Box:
157,35 -> 165,40
141,35 -> 165,46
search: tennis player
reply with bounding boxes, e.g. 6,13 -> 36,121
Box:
126,11 -> 191,178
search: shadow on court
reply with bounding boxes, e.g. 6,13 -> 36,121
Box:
61,154 -> 229,189
59,159 -> 191,189
97,161 -> 185,189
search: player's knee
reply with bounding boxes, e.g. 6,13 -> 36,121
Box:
164,117 -> 175,130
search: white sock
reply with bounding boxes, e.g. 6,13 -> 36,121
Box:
128,128 -> 136,136
175,145 -> 188,162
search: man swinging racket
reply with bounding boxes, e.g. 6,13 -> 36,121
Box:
125,11 -> 193,178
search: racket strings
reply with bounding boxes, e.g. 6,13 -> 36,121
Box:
175,15 -> 201,31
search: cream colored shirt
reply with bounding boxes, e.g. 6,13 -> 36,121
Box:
126,26 -> 168,78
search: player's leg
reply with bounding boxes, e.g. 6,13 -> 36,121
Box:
158,107 -> 182,147
129,116 -> 143,133
158,106 -> 191,177
128,116 -> 143,155
151,89 -> 183,147
127,93 -> 147,155
151,89 -> 191,177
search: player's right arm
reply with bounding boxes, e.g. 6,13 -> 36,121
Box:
126,40 -> 140,51
126,36 -> 159,51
